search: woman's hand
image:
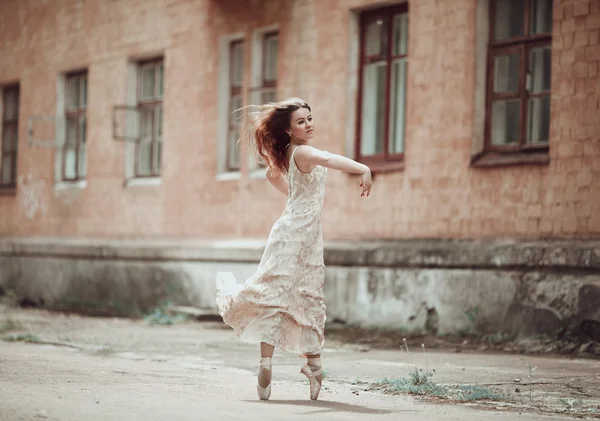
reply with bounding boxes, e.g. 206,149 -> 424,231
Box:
360,168 -> 372,197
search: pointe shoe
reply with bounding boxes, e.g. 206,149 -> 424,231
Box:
257,358 -> 272,400
300,364 -> 322,400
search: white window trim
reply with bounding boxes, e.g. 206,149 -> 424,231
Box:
472,0 -> 490,158
217,32 -> 245,179
54,179 -> 87,191
345,13 -> 360,159
124,61 -> 138,183
125,176 -> 161,187
247,24 -> 279,178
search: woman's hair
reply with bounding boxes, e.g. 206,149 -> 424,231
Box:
240,97 -> 311,175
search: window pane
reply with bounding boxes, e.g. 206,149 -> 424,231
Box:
527,95 -> 550,144
153,139 -> 161,173
365,19 -> 386,57
140,66 -> 156,100
531,0 -> 552,35
228,95 -> 242,170
80,75 -> 87,108
392,13 -> 408,56
155,105 -> 163,137
78,117 -> 86,178
494,53 -> 520,93
491,99 -> 521,145
64,149 -> 77,179
3,89 -> 19,121
228,130 -> 240,170
231,42 -> 244,87
64,118 -> 78,180
2,126 -> 16,151
157,63 -> 164,97
66,76 -> 80,110
229,96 -> 242,120
66,118 -> 78,148
1,155 -> 13,184
137,141 -> 153,176
264,35 -> 278,82
494,0 -> 525,41
260,89 -> 276,104
360,62 -> 387,156
529,46 -> 551,93
140,108 -> 154,137
389,58 -> 407,154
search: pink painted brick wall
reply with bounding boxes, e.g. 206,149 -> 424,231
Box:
0,0 -> 598,241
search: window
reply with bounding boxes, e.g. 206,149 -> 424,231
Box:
249,30 -> 279,170
357,5 -> 408,167
260,32 -> 278,105
486,0 -> 552,152
250,31 -> 278,107
1,84 -> 19,187
136,59 -> 163,177
227,40 -> 244,172
63,72 -> 87,181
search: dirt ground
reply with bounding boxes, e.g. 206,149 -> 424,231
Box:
1,304 -> 599,420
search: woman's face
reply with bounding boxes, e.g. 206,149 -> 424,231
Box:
287,107 -> 314,143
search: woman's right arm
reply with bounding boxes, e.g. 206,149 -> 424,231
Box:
295,145 -> 372,197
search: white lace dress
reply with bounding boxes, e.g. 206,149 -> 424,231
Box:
216,146 -> 328,356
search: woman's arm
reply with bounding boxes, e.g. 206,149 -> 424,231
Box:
266,167 -> 289,196
294,145 -> 372,196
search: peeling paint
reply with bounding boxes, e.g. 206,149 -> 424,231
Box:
17,174 -> 47,219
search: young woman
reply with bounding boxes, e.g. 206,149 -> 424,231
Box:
216,97 -> 372,401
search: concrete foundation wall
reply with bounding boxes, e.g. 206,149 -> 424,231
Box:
1,238 -> 598,336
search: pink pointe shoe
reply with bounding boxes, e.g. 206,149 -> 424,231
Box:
300,363 -> 322,400
257,358 -> 272,400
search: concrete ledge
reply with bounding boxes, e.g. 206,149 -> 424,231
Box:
1,237 -> 599,271
1,237 -> 599,337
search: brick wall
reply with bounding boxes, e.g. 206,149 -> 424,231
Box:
0,0 -> 598,241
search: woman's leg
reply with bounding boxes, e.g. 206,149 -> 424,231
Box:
301,353 -> 323,400
305,354 -> 322,385
258,342 -> 275,389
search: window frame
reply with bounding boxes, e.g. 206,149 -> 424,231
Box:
226,40 -> 244,173
135,58 -> 164,178
356,4 -> 408,171
261,31 -> 279,92
484,0 -> 552,155
1,84 -> 19,189
249,30 -> 279,170
63,71 -> 88,182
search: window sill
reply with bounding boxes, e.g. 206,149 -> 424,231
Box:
0,185 -> 17,196
360,160 -> 405,174
216,171 -> 242,182
55,180 -> 87,191
471,150 -> 550,168
125,177 -> 162,188
249,168 -> 267,179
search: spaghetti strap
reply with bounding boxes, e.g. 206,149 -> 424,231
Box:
289,145 -> 301,169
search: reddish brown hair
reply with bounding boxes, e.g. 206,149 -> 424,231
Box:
242,97 -> 311,174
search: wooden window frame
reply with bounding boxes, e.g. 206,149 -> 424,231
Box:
227,40 -> 244,172
483,0 -> 552,158
63,71 -> 87,181
356,4 -> 408,173
1,84 -> 19,189
252,31 -> 279,168
262,31 -> 278,91
135,58 -> 163,178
